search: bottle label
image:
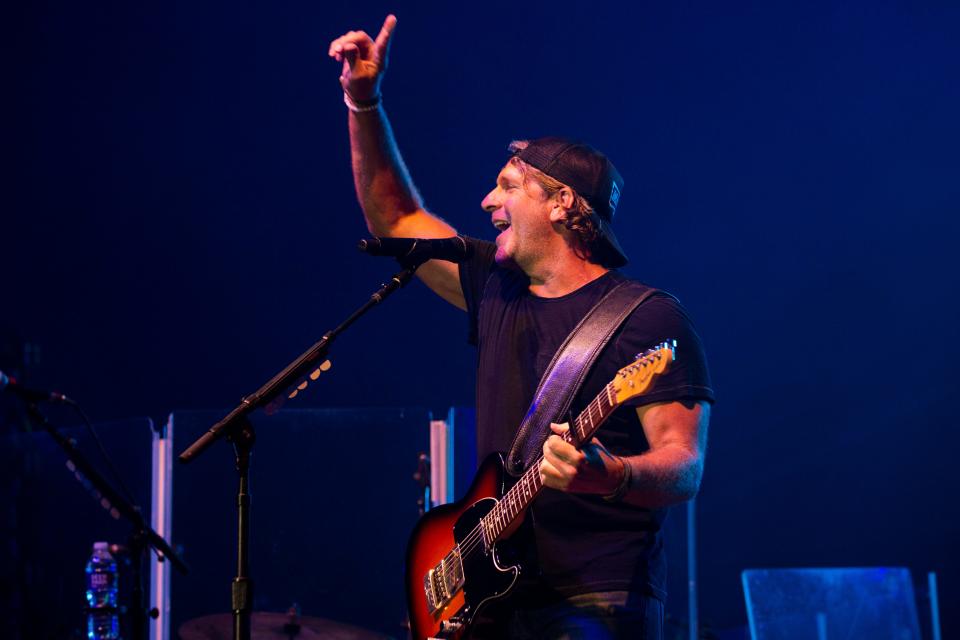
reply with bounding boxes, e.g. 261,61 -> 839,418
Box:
90,573 -> 112,589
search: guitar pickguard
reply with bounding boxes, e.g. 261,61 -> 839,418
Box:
406,454 -> 521,639
451,498 -> 520,626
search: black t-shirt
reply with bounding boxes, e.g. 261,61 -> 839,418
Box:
458,237 -> 714,601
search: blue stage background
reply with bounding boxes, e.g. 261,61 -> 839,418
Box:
5,1 -> 958,636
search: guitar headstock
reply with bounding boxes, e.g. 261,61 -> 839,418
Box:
611,340 -> 676,405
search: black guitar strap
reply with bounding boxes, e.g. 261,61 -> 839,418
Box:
504,280 -> 671,476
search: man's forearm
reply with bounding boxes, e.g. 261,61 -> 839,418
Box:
619,444 -> 703,509
349,108 -> 423,235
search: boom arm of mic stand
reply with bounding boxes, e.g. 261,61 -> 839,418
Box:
24,403 -> 190,576
177,263 -> 420,464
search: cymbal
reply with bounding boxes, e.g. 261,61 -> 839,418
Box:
178,611 -> 393,640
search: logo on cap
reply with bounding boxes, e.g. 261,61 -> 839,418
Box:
609,181 -> 621,215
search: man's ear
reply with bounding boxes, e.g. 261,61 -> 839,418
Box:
549,187 -> 576,223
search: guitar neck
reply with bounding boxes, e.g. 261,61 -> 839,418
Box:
478,340 -> 675,546
481,378 -> 620,544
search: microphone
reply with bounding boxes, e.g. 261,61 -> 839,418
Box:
0,370 -> 74,405
357,236 -> 473,264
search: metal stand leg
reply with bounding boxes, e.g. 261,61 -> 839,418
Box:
229,418 -> 256,640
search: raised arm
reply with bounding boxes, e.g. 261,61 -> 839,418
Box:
328,15 -> 465,310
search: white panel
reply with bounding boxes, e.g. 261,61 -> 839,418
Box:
149,415 -> 174,640
429,415 -> 456,506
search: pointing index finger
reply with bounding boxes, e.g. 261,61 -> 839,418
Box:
375,14 -> 397,55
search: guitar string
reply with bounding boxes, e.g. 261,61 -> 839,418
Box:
439,357 -> 657,577
453,381 -> 609,552
433,358 -> 658,586
438,378 -> 618,583
434,419 -> 585,587
431,352 -> 664,590
451,400 -> 595,564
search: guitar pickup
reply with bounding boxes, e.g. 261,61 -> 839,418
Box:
423,568 -> 442,613
423,551 -> 466,615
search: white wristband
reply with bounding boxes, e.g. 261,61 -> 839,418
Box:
343,92 -> 381,113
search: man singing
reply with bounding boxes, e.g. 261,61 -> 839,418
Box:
329,15 -> 714,639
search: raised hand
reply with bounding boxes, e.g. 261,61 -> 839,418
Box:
327,14 -> 397,102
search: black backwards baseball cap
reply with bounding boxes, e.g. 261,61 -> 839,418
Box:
511,137 -> 628,268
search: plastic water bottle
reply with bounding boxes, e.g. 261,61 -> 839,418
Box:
85,541 -> 120,640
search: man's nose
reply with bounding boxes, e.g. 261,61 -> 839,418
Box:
481,189 -> 499,213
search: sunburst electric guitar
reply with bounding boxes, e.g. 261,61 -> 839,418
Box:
404,341 -> 676,639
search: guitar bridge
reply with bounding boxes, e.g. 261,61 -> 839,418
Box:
423,548 -> 465,614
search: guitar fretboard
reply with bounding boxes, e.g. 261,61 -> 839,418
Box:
475,341 -> 675,547
479,378 -> 619,546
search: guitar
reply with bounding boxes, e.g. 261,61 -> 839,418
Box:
404,341 -> 676,639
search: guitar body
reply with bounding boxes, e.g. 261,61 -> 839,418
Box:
404,343 -> 676,640
405,454 -> 520,640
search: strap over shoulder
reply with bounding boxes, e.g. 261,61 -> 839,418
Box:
504,280 -> 669,476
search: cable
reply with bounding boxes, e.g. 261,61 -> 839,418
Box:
66,399 -> 138,505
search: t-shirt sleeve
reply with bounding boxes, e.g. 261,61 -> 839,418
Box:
458,236 -> 497,345
613,293 -> 715,407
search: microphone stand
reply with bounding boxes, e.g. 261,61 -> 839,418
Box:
178,260 -> 422,640
21,402 -> 189,640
